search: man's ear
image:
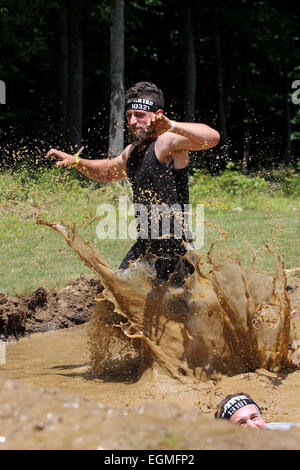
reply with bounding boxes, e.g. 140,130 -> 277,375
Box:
156,109 -> 164,115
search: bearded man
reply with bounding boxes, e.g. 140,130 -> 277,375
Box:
47,82 -> 220,281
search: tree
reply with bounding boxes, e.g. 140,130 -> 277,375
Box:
183,1 -> 196,123
58,0 -> 68,136
67,0 -> 83,149
108,0 -> 124,157
212,2 -> 227,158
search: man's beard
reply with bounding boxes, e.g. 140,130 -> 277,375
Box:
128,126 -> 151,145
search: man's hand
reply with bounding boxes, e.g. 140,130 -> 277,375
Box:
145,113 -> 173,137
46,149 -> 76,167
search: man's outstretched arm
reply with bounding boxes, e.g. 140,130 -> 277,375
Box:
46,146 -> 130,182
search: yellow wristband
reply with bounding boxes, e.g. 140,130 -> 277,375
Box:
71,146 -> 84,167
72,152 -> 81,167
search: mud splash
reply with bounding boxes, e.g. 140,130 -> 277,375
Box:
35,215 -> 298,385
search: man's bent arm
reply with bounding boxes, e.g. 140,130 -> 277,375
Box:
146,113 -> 220,152
170,121 -> 220,151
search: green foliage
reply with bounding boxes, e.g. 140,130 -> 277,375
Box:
2,166 -> 298,210
0,167 -> 130,209
190,168 -> 267,198
189,165 -> 300,209
260,168 -> 300,197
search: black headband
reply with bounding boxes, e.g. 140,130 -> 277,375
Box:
221,395 -> 261,420
125,98 -> 160,112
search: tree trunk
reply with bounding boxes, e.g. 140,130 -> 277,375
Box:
213,3 -> 227,152
183,2 -> 196,123
58,0 -> 68,136
283,65 -> 292,165
108,0 -> 124,158
0,80 -> 6,105
67,0 -> 83,149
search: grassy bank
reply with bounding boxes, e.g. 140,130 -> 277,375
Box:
0,166 -> 299,296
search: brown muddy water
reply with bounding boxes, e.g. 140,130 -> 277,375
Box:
1,218 -> 300,450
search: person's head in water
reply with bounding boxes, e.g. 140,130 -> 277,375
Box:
215,393 -> 266,429
125,82 -> 164,145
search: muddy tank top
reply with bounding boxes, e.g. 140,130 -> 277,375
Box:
126,139 -> 192,242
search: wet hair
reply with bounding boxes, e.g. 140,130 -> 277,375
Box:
215,392 -> 261,420
125,82 -> 164,110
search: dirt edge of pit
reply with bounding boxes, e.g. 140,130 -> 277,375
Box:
0,274 -> 103,340
1,274 -> 300,342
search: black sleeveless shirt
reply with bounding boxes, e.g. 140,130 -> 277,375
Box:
126,139 -> 192,243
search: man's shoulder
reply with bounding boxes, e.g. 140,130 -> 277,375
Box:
121,144 -> 133,161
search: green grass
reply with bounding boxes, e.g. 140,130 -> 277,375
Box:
201,210 -> 298,274
0,167 -> 299,296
